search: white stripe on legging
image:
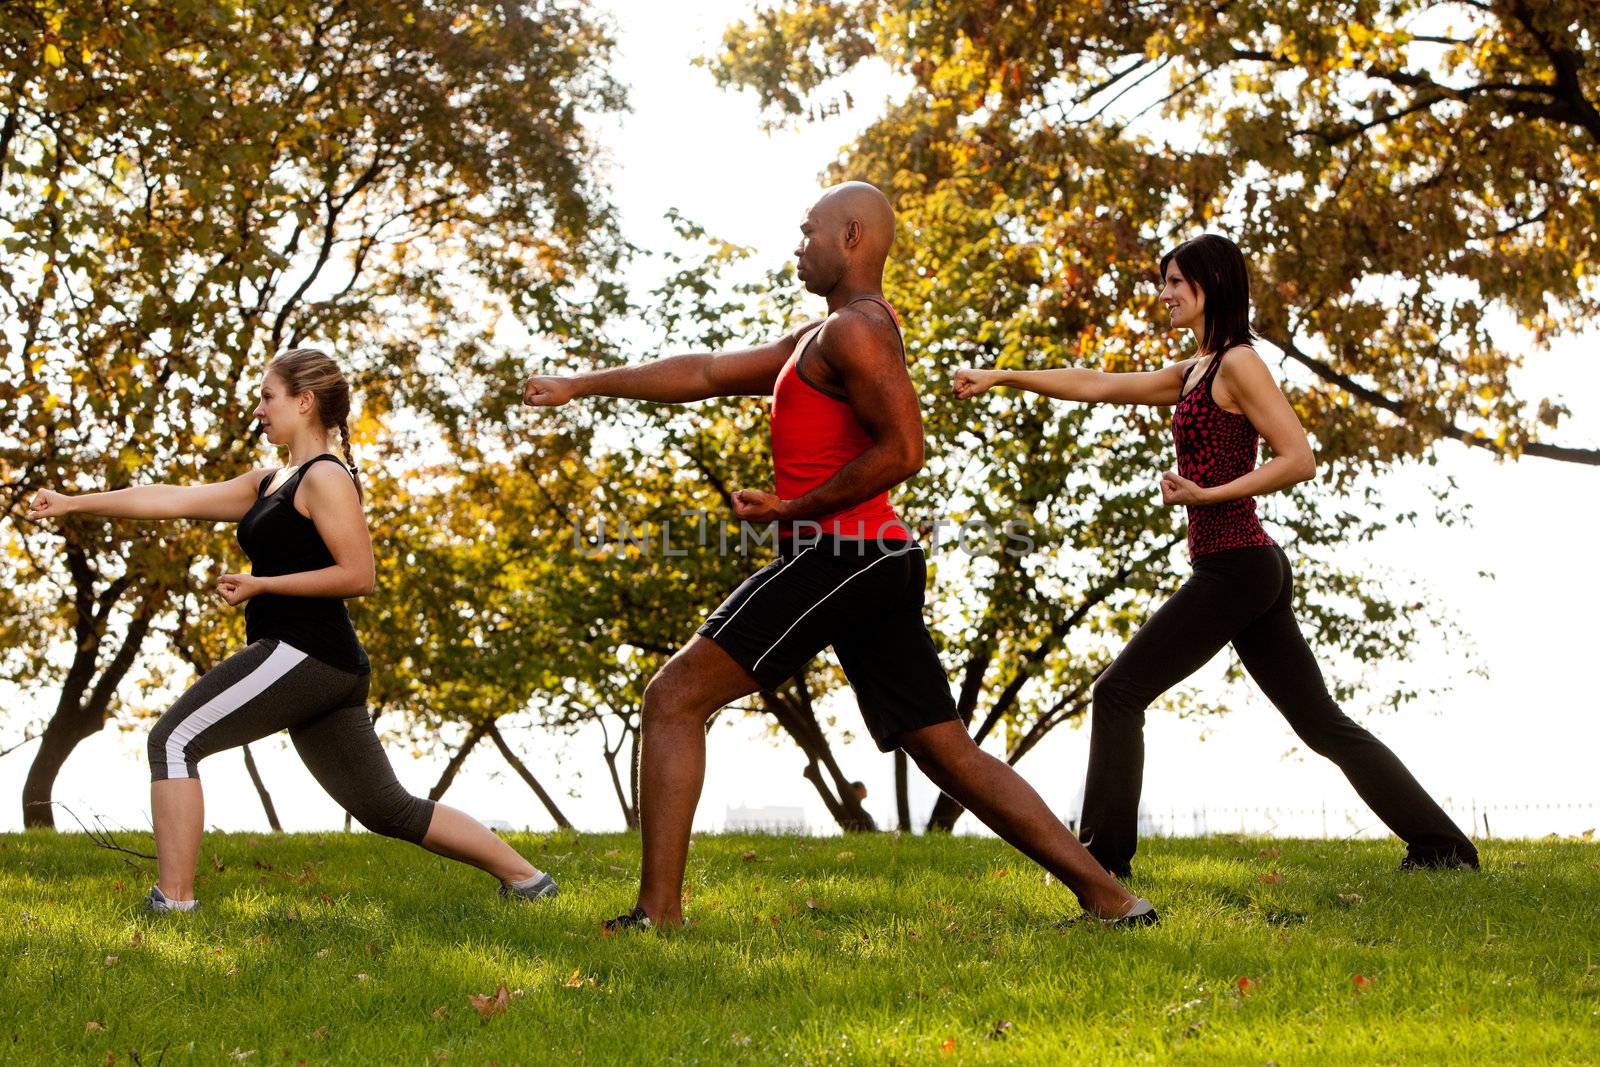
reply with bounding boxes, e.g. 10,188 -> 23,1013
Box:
710,546 -> 817,640
163,642 -> 308,779
751,551 -> 904,674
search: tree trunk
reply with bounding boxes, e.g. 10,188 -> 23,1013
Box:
925,790 -> 964,833
600,715 -> 640,830
241,744 -> 283,832
894,749 -> 911,832
21,704 -> 105,829
428,722 -> 488,802
761,685 -> 876,832
22,571 -> 157,829
487,723 -> 573,829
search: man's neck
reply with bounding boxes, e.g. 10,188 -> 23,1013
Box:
825,277 -> 887,313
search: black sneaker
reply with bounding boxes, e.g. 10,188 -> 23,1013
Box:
602,906 -> 654,932
1399,849 -> 1480,872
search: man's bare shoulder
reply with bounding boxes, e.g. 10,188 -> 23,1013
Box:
814,300 -> 902,370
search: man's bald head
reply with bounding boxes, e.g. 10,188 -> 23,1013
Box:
794,180 -> 896,297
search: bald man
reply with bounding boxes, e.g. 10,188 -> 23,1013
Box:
522,182 -> 1156,930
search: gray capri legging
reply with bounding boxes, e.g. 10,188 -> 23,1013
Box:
147,639 -> 435,843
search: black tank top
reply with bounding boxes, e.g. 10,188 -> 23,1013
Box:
236,454 -> 369,673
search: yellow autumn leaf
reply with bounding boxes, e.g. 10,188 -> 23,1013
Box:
44,44 -> 64,67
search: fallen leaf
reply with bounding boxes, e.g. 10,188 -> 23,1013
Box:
836,850 -> 855,861
1235,976 -> 1256,994
431,1006 -> 449,1021
104,1052 -> 115,1067
731,1030 -> 751,1047
1258,871 -> 1283,885
225,964 -> 241,977
1258,847 -> 1281,858
85,1020 -> 105,1032
212,854 -> 226,872
741,851 -> 758,862
112,880 -> 126,892
310,1026 -> 329,1040
469,984 -> 509,1018
355,973 -> 371,982
1582,828 -> 1594,841
228,1050 -> 255,1061
315,948 -> 331,959
128,931 -> 142,947
1352,974 -> 1375,989
907,930 -> 921,942
940,1037 -> 957,1055
104,955 -> 118,967
1338,893 -> 1363,904
989,868 -> 1009,879
563,969 -> 598,988
248,934 -> 271,947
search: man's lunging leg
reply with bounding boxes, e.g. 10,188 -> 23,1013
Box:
901,721 -> 1139,920
633,636 -> 759,925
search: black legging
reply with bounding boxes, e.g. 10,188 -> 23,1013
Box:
148,638 -> 435,842
1079,544 -> 1476,876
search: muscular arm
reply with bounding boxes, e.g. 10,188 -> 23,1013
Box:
955,361 -> 1195,407
773,311 -> 924,523
1193,348 -> 1316,504
247,464 -> 375,598
27,468 -> 269,523
523,321 -> 821,407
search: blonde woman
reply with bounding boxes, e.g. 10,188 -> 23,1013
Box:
29,349 -> 559,912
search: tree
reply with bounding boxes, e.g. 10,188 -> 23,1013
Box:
0,0 -> 625,827
712,0 -> 1598,469
708,0 -> 1506,829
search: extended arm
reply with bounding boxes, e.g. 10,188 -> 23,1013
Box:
522,322 -> 821,407
218,464 -> 374,604
953,360 -> 1194,407
26,468 -> 269,524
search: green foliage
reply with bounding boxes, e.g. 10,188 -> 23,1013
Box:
3,831 -> 1598,1064
712,0 -> 1599,467
0,0 -> 626,822
694,2 -> 1579,821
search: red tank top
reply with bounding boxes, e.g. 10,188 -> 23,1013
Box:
770,296 -> 911,540
1171,348 -> 1277,558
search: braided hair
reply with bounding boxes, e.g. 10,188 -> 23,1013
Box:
265,348 -> 363,501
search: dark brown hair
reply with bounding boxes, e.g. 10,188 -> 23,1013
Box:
1160,234 -> 1257,355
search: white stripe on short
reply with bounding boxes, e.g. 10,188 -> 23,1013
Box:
751,551 -> 902,673
163,642 -> 308,779
710,546 -> 817,640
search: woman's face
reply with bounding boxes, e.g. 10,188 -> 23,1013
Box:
252,371 -> 311,447
1160,261 -> 1205,332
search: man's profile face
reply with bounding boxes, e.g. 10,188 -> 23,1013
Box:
794,202 -> 846,296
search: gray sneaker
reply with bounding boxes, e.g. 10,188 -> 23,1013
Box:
499,873 -> 559,901
144,885 -> 199,914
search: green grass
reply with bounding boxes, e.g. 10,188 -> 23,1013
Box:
2,832 -> 1596,1065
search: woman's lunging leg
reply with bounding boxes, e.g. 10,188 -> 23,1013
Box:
1232,551 -> 1477,866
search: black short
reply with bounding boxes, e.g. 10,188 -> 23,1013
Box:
697,536 -> 959,751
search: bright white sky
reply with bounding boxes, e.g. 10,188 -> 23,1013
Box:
4,0 -> 1597,843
